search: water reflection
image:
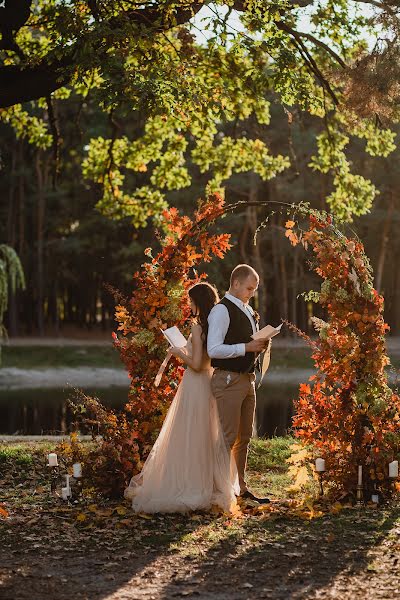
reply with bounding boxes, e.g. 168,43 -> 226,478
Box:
0,383 -> 298,437
0,387 -> 129,435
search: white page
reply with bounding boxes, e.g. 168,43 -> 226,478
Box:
161,326 -> 187,348
251,323 -> 282,341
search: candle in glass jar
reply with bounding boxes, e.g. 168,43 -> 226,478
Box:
315,458 -> 325,473
61,487 -> 69,500
73,463 -> 82,478
48,453 -> 58,467
389,460 -> 399,478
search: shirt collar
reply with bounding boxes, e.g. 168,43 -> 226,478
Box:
225,292 -> 253,314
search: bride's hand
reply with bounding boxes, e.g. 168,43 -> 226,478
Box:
168,347 -> 184,359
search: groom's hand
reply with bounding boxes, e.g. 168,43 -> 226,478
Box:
245,338 -> 269,353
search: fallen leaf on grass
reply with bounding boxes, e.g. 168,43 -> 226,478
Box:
329,502 -> 343,515
0,505 -> 9,518
255,504 -> 274,513
76,513 -> 87,522
119,518 -> 134,527
137,512 -> 153,520
95,508 -> 114,517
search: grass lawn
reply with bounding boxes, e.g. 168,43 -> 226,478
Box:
1,437 -> 399,599
1,345 -> 124,369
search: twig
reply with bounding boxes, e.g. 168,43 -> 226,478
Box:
277,22 -> 347,69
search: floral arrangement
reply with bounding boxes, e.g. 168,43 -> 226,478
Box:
285,212 -> 400,498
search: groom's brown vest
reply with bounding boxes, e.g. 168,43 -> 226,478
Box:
210,297 -> 257,373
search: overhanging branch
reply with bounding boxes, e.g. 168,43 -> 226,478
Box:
0,2 -> 203,108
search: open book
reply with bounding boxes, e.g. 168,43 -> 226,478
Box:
251,323 -> 283,341
154,326 -> 187,387
160,326 -> 187,348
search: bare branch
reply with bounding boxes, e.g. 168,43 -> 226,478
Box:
277,22 -> 347,69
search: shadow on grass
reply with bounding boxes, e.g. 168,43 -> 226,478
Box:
0,510 -> 201,600
1,503 -> 399,600
158,506 -> 400,600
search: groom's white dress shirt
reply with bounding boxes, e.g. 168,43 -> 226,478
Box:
207,293 -> 257,359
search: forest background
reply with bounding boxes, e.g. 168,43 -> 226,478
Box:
1,0 -> 400,338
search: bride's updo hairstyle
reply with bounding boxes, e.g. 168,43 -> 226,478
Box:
188,282 -> 220,347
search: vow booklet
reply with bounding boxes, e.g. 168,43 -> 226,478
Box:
251,323 -> 283,341
155,326 -> 187,387
160,326 -> 187,348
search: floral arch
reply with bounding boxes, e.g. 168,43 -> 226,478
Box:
65,194 -> 400,500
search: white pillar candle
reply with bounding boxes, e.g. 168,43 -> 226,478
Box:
61,487 -> 69,500
73,463 -> 82,478
358,465 -> 362,486
48,453 -> 58,467
315,458 -> 325,472
389,460 -> 399,478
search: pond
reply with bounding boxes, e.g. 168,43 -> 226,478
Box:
0,381 -> 298,437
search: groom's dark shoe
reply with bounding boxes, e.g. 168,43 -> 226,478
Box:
240,490 -> 270,506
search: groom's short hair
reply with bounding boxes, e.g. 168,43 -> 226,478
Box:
230,264 -> 259,286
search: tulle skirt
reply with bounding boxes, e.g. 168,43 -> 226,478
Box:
124,366 -> 239,513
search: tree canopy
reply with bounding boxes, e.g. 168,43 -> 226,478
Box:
1,1 -> 399,226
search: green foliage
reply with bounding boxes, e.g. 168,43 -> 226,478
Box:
0,245 -> 25,343
1,0 -> 399,224
328,169 -> 377,221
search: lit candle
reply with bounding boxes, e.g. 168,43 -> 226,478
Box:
358,465 -> 362,486
61,487 -> 69,500
315,458 -> 325,473
389,460 -> 399,479
48,453 -> 58,467
73,463 -> 82,478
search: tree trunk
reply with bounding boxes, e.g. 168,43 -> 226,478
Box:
375,194 -> 394,294
279,253 -> 289,327
35,151 -> 49,336
291,247 -> 298,331
247,174 -> 267,324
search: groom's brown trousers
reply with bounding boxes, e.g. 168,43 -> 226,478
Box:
211,369 -> 256,494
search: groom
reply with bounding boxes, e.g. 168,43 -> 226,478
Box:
207,264 -> 270,505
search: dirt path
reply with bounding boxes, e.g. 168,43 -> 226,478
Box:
1,503 -> 399,600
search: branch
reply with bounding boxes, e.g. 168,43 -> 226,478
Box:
277,22 -> 347,69
276,31 -> 340,105
0,2 -> 204,108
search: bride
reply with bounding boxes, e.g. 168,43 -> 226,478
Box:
124,282 -> 239,513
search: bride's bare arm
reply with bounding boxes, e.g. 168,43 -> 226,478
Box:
168,324 -> 204,371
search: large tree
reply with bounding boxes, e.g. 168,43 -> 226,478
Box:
1,1 -> 399,224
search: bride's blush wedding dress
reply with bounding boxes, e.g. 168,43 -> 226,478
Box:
124,338 -> 239,513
